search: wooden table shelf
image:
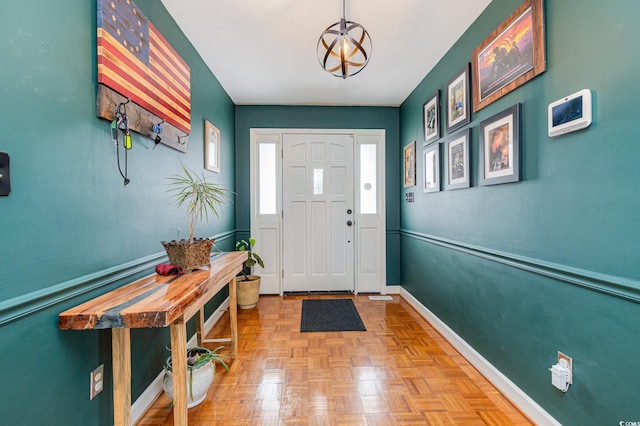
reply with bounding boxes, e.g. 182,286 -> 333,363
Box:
59,251 -> 247,426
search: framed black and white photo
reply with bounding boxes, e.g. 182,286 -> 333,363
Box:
446,64 -> 472,134
479,103 -> 521,186
204,120 -> 220,173
423,91 -> 441,145
444,128 -> 471,190
423,143 -> 440,193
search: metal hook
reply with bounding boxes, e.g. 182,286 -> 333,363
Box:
177,130 -> 188,145
116,98 -> 131,115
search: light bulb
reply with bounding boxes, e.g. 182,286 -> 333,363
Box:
341,37 -> 350,56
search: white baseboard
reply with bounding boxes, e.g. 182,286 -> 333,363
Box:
384,285 -> 401,294
130,298 -> 231,425
399,287 -> 560,426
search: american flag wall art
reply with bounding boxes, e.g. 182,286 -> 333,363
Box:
97,0 -> 191,133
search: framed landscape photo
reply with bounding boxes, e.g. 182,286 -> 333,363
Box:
479,103 -> 521,186
403,141 -> 416,187
204,120 -> 220,173
472,0 -> 546,112
423,143 -> 440,193
423,91 -> 441,145
446,64 -> 471,134
444,128 -> 471,191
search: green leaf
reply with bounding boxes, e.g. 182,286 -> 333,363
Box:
253,253 -> 265,268
166,164 -> 231,240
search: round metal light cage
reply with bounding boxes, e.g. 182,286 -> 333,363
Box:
317,18 -> 372,79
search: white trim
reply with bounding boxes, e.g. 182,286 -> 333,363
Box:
249,129 -> 282,295
131,298 -> 231,425
354,131 -> 386,294
384,285 -> 401,294
250,128 -> 387,295
399,287 -> 560,426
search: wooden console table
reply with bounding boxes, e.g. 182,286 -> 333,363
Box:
59,251 -> 247,426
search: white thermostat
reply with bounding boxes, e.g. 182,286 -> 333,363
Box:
548,89 -> 592,137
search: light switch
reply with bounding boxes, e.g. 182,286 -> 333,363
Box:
0,152 -> 10,196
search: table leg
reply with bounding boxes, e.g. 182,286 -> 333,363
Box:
170,319 -> 188,426
195,307 -> 206,347
112,328 -> 131,426
229,277 -> 238,358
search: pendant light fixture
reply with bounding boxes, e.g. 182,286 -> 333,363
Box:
317,0 -> 372,79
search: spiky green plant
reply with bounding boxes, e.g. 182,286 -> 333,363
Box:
167,165 -> 231,243
164,346 -> 229,400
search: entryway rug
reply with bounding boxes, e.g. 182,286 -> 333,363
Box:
300,299 -> 366,332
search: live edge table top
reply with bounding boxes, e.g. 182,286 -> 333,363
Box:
59,252 -> 247,330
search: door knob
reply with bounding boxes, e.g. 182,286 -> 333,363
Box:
346,209 -> 352,214
346,220 -> 353,226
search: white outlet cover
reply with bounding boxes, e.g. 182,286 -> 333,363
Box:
557,352 -> 573,384
90,364 -> 105,400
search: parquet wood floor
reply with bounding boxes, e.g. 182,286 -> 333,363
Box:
137,294 -> 533,425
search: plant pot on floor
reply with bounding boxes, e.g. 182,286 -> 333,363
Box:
162,238 -> 214,273
162,346 -> 228,408
237,275 -> 261,309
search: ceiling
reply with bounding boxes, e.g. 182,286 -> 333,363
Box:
160,0 -> 492,107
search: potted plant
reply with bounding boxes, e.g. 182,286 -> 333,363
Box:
235,238 -> 264,309
162,346 -> 229,408
162,165 -> 231,272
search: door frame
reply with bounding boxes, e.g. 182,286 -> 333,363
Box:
249,128 -> 386,295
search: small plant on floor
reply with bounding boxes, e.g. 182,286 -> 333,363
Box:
235,238 -> 264,279
164,346 -> 229,401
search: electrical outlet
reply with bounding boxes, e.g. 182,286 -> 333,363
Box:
90,364 -> 104,400
557,352 -> 573,384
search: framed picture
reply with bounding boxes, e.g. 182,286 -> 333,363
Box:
204,120 -> 220,173
423,143 -> 440,193
403,141 -> 416,187
479,103 -> 521,186
444,128 -> 471,191
446,64 -> 472,134
423,91 -> 441,145
472,0 -> 546,112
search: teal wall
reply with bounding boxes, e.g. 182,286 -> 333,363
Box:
0,1 -> 235,424
399,0 -> 640,424
4,0 -> 638,424
235,105 -> 401,284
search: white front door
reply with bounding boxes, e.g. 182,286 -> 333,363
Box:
282,133 -> 354,292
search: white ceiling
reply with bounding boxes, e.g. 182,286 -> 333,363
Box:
160,0 -> 492,107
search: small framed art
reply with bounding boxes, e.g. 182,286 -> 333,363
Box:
204,120 -> 220,173
423,143 -> 440,193
479,103 -> 521,186
446,64 -> 472,134
444,128 -> 471,190
423,91 -> 441,145
403,141 -> 416,187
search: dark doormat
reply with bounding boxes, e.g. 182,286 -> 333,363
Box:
300,299 -> 366,332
